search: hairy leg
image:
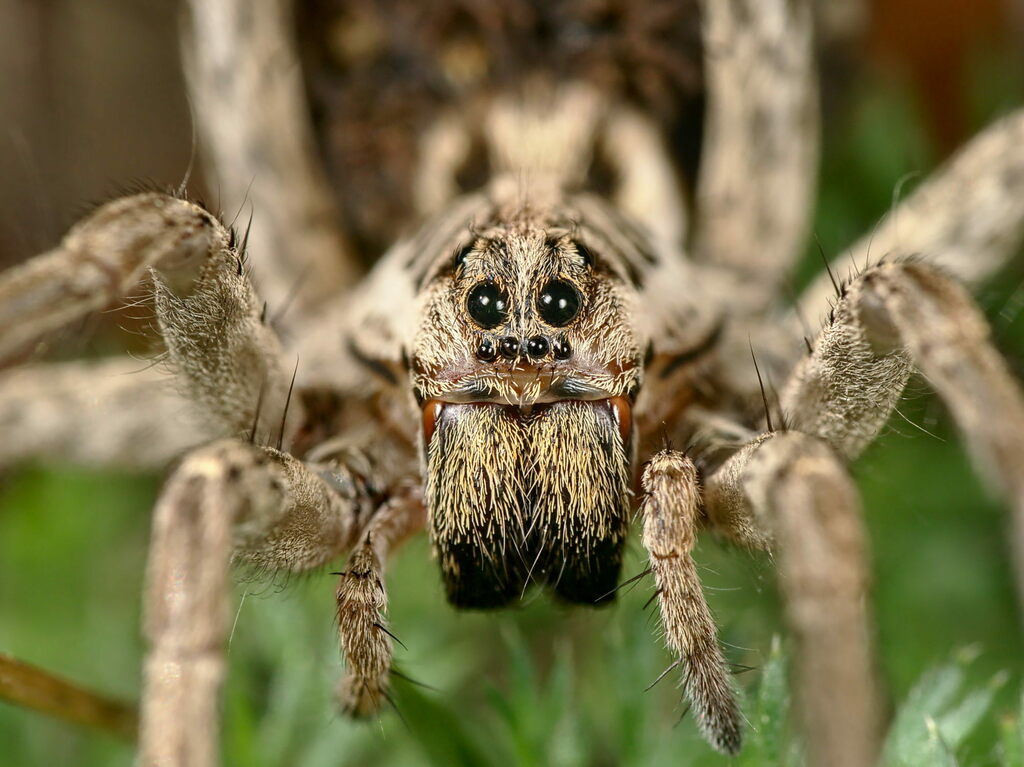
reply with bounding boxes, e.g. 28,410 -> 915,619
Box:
601,106 -> 690,251
694,0 -> 818,296
152,210 -> 295,440
336,489 -> 426,716
141,439 -> 372,767
707,260 -> 1024,763
790,108 -> 1024,341
0,194 -> 220,364
639,450 -> 741,755
0,357 -> 215,470
0,190 -> 299,440
182,0 -> 358,318
705,432 -> 879,767
780,261 -> 1024,603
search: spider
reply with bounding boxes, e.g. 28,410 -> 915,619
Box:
1,1 -> 1023,766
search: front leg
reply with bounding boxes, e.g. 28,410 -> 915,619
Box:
0,358 -> 214,470
152,213 -> 293,439
639,450 -> 741,755
705,432 -> 879,767
142,439 -> 370,767
780,261 -> 1024,605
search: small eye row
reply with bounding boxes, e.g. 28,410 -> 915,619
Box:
467,279 -> 582,329
475,334 -> 573,362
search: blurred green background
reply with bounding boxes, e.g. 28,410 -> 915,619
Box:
1,2 -> 1024,765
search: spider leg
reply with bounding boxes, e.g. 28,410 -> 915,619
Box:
790,108 -> 1024,343
639,450 -> 741,755
335,489 -> 426,717
0,358 -> 215,470
183,0 -> 358,318
0,194 -> 221,365
141,439 -> 375,767
704,432 -> 879,767
693,0 -> 818,299
782,260 -> 1024,600
601,106 -> 690,250
705,260 -> 1024,765
151,213 -> 295,439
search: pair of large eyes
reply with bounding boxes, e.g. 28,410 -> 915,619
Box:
467,279 -> 581,329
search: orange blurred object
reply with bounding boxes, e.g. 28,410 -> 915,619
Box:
867,0 -> 1009,150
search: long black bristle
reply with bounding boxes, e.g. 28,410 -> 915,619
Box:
595,566 -> 653,602
673,702 -> 693,729
390,667 -> 438,692
373,622 -> 408,652
239,208 -> 254,257
814,232 -> 841,299
749,342 -> 775,433
276,357 -> 299,451
642,587 -> 663,611
248,377 -> 267,445
645,658 -> 681,692
383,690 -> 410,731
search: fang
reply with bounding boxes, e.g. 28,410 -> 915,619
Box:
421,399 -> 444,444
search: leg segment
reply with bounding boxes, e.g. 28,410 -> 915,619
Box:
182,0 -> 358,318
141,439 -> 367,767
639,450 -> 741,755
705,432 -> 880,767
152,218 -> 294,440
0,194 -> 221,364
0,357 -> 215,470
790,108 -> 1024,340
780,264 -> 915,461
713,260 -> 1024,764
335,489 -> 425,716
694,0 -> 818,294
780,261 -> 1024,601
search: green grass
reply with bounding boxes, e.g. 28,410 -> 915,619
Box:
2,57 -> 1024,767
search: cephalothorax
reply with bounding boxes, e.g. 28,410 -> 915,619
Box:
2,2 -> 1024,767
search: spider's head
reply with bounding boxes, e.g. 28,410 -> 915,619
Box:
410,222 -> 644,411
407,198 -> 647,609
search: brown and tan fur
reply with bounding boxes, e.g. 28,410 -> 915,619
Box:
1,2 -> 1024,767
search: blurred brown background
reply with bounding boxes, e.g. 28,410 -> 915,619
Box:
0,1 -> 197,270
0,0 -> 1021,271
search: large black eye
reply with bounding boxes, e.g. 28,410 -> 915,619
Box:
537,279 -> 582,327
466,281 -> 509,329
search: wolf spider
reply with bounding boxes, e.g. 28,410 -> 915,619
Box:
1,1 -> 1023,766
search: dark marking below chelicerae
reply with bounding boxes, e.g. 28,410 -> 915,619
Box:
542,532 -> 625,605
438,541 -> 530,609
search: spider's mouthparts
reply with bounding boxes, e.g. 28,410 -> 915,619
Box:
423,398 -> 633,608
420,396 -> 632,446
